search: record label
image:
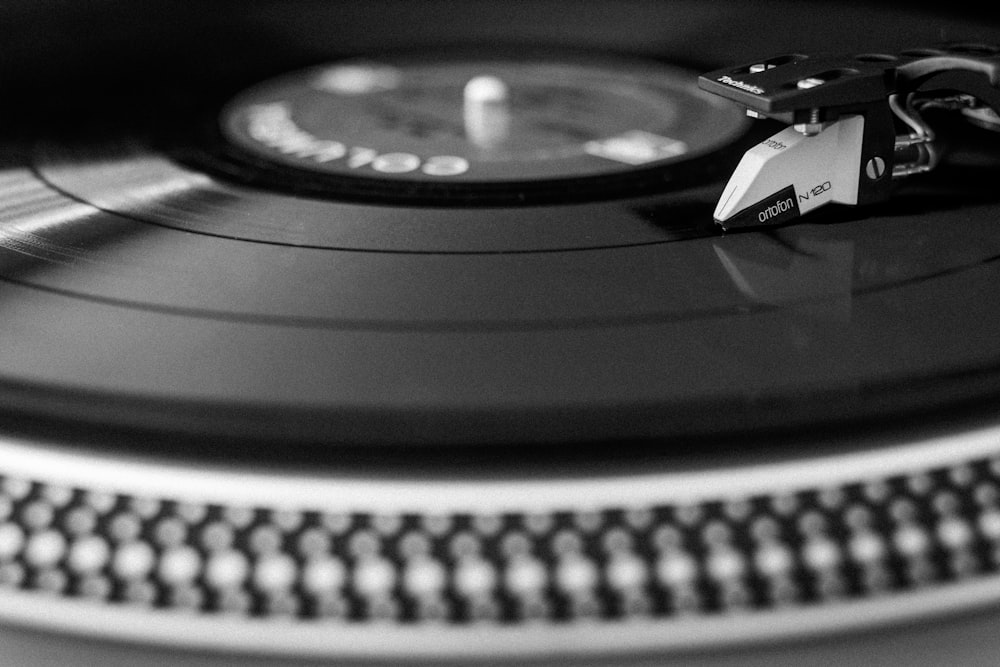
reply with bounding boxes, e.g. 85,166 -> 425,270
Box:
217,55 -> 749,202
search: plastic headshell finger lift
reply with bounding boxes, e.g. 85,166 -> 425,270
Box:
698,43 -> 1000,231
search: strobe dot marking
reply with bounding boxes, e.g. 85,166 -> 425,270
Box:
4,456 -> 1000,624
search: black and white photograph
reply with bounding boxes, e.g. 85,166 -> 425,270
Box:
1,1 -> 1000,665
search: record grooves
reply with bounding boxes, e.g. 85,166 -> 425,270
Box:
4,1 -> 1000,665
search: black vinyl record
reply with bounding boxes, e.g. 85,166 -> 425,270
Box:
1,2 -> 999,453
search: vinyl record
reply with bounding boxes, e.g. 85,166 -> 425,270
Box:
6,53 -> 1000,448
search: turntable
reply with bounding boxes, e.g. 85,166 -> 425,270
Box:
3,1 -> 1000,665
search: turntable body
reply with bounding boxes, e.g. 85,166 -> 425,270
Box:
2,1 -> 1000,665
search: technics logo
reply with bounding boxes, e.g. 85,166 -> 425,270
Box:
719,185 -> 801,231
717,75 -> 764,95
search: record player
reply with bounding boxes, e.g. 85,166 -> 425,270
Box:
3,1 -> 1000,664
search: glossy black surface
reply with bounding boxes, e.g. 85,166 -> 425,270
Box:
1,0 -> 999,452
